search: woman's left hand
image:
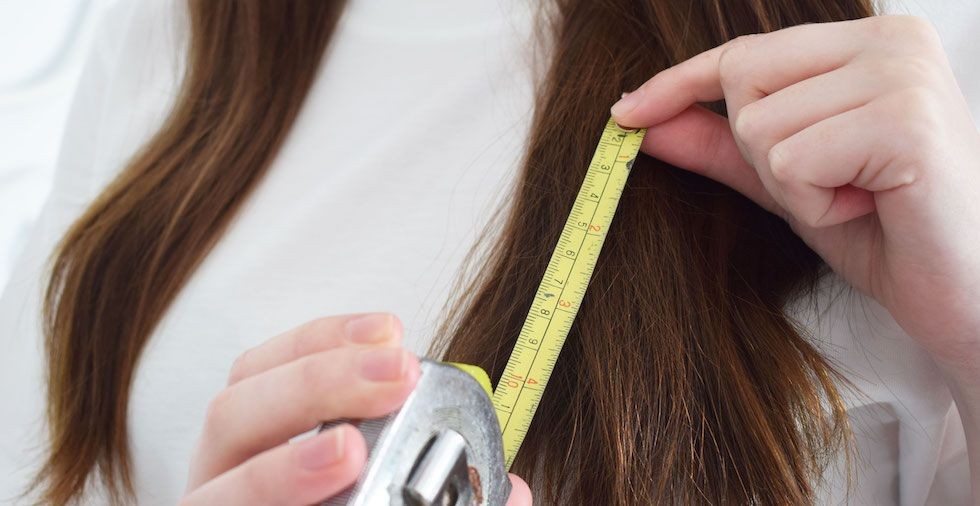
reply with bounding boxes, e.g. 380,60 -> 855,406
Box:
612,15 -> 980,382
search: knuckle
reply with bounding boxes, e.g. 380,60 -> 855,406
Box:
293,317 -> 338,356
299,352 -> 352,418
904,121 -> 938,152
718,35 -> 757,88
767,144 -> 792,183
294,314 -> 363,358
726,34 -> 758,56
895,15 -> 941,45
870,16 -> 941,48
902,128 -> 941,165
301,348 -> 414,420
733,102 -> 763,143
299,353 -> 330,393
874,90 -> 942,170
872,56 -> 942,87
203,388 -> 233,439
890,86 -> 942,131
891,162 -> 921,188
902,56 -> 943,84
288,356 -> 337,421
904,85 -> 940,112
227,350 -> 251,385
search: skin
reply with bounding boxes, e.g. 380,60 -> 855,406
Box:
179,14 -> 980,504
180,313 -> 532,505
612,15 -> 980,502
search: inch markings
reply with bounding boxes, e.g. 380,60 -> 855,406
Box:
492,118 -> 646,469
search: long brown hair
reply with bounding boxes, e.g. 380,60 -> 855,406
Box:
35,0 -> 874,504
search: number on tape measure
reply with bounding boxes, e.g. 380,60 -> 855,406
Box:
492,118 -> 646,470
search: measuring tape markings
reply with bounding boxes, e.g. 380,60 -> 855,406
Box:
491,118 -> 646,469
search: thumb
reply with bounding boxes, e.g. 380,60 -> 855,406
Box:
505,473 -> 532,506
636,105 -> 781,215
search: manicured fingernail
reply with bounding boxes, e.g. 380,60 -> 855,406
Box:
345,313 -> 394,343
611,88 -> 644,118
297,427 -> 346,470
360,348 -> 406,382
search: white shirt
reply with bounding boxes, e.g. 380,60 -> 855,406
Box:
1,1 -> 978,504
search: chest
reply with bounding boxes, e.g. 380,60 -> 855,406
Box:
123,14 -> 537,503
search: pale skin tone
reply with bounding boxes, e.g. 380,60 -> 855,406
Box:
182,15 -> 980,505
180,313 -> 532,505
613,14 -> 980,502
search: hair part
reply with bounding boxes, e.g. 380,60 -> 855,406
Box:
37,0 -> 873,503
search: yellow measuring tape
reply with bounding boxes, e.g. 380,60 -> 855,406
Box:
489,118 -> 646,469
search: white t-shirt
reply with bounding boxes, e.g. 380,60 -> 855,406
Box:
2,0 -> 978,504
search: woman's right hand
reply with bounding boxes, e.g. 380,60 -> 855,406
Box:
179,312 -> 532,506
180,312 -> 419,504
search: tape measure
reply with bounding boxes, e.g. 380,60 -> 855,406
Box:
328,119 -> 645,504
491,117 -> 646,469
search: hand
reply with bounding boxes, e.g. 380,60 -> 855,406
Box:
180,313 -> 532,505
612,16 -> 980,380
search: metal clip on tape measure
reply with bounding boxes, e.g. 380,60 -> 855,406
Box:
321,361 -> 509,506
320,118 -> 645,505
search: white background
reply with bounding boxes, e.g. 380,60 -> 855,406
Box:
0,0 -> 115,288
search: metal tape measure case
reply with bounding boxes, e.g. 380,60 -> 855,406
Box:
320,361 -> 511,506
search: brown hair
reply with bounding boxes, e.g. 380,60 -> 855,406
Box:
35,0 -> 874,504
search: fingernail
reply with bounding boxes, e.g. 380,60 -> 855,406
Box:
345,313 -> 394,343
360,348 -> 407,382
297,427 -> 346,470
611,88 -> 644,118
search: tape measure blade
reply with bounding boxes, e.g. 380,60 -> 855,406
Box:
492,118 -> 646,470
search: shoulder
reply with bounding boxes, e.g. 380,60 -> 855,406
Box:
51,0 -> 188,208
0,4 -> 191,499
82,0 -> 187,92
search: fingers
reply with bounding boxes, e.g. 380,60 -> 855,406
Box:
637,73 -> 897,228
728,62 -> 885,212
191,346 -> 420,485
639,105 -> 780,214
614,14 -> 953,247
732,62 -> 882,164
612,20 -> 864,128
767,100 -> 912,227
228,313 -> 402,385
645,85 -> 924,229
611,45 -> 727,124
181,425 -> 366,506
506,474 -> 533,506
